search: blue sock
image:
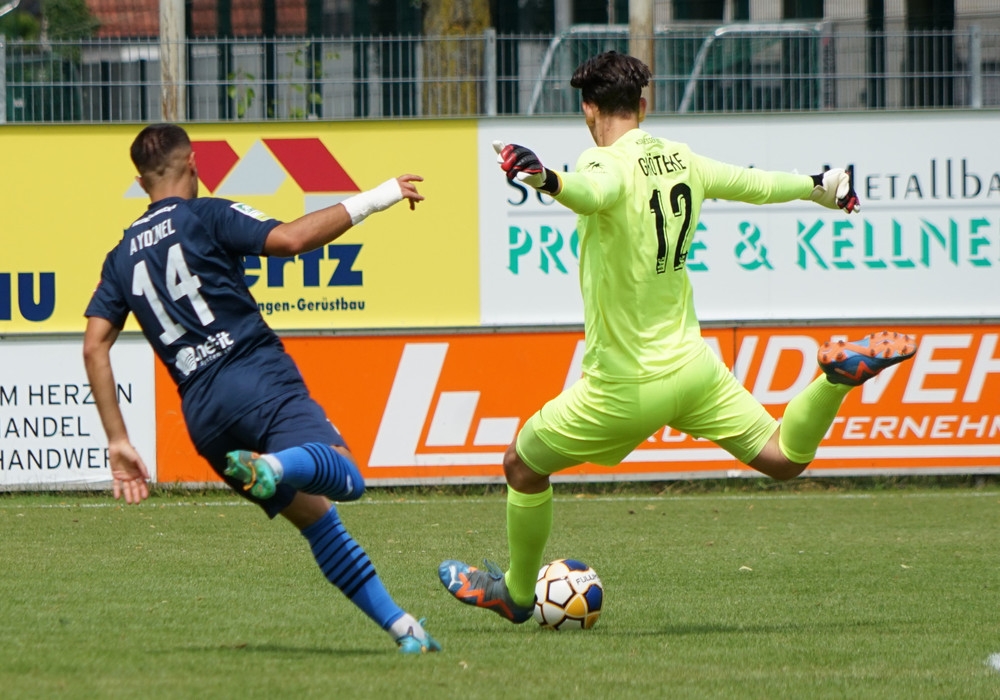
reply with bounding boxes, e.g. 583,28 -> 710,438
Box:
271,443 -> 365,501
302,506 -> 405,631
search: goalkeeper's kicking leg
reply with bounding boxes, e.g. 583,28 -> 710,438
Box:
750,331 -> 917,480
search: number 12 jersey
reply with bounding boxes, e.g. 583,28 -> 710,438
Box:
552,128 -> 813,383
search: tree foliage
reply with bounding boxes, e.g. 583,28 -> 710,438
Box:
0,0 -> 97,40
0,9 -> 41,39
43,0 -> 99,40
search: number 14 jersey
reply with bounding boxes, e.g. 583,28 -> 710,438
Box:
85,196 -> 302,441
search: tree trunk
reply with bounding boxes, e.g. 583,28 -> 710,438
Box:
422,0 -> 490,116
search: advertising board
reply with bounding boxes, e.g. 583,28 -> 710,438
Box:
0,336 -> 156,488
0,122 -> 479,333
478,112 -> 1000,325
155,325 -> 1000,486
6,116 -> 996,489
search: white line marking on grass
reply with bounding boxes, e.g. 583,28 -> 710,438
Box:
1,489 -> 998,510
0,500 -> 254,511
328,489 -> 1000,506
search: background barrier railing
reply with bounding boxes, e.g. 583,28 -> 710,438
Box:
2,24 -> 999,123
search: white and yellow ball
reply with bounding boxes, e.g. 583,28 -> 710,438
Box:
533,558 -> 603,630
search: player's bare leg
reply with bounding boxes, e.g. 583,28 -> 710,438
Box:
749,432 -> 810,481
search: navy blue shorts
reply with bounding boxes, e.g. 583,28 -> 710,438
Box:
194,391 -> 347,518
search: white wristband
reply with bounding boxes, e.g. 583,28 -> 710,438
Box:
341,179 -> 403,225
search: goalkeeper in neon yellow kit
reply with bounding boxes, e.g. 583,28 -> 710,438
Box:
439,51 -> 917,623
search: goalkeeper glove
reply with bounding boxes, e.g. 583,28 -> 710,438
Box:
809,167 -> 860,213
493,141 -> 561,195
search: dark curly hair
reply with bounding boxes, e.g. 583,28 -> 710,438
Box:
570,51 -> 651,117
130,123 -> 191,177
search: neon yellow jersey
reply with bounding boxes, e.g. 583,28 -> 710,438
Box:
554,128 -> 814,382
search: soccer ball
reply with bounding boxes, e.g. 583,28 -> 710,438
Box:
532,558 -> 603,630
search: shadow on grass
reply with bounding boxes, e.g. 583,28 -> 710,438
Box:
174,643 -> 388,658
603,619 -> 883,637
441,618 -> 882,640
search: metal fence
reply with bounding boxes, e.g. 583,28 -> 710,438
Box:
2,23 -> 999,123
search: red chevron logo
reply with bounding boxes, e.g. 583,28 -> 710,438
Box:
190,138 -> 359,194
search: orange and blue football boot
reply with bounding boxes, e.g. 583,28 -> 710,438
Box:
438,559 -> 534,623
818,331 -> 917,386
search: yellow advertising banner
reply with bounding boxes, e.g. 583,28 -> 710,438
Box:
0,122 -> 479,333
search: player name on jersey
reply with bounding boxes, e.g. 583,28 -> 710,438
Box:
129,217 -> 177,255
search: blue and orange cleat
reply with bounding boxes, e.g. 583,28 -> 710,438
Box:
438,559 -> 534,623
818,331 -> 917,386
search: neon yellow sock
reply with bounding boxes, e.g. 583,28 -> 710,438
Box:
504,484 -> 553,607
778,376 -> 853,463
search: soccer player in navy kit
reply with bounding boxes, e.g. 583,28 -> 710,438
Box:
83,123 -> 440,653
438,51 -> 918,624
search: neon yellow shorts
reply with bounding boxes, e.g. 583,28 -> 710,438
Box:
516,342 -> 778,475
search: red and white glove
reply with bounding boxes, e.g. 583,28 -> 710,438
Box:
493,141 -> 561,194
809,167 -> 860,213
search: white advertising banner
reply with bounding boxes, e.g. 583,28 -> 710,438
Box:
478,112 -> 1000,325
0,337 -> 156,489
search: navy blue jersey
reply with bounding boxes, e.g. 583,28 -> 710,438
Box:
86,196 -> 306,441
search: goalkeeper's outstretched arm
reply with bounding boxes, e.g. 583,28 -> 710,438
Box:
698,154 -> 860,213
493,141 -> 624,216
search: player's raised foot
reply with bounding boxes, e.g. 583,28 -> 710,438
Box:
224,450 -> 277,499
438,559 -> 534,623
818,331 -> 917,386
396,618 -> 442,655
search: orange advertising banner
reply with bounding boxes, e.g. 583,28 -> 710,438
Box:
155,325 -> 1000,486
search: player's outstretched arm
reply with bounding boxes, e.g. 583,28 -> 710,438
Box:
83,316 -> 151,504
808,167 -> 860,213
263,174 -> 424,256
494,141 -> 561,195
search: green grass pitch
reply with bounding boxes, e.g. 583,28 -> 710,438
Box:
2,482 -> 999,699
